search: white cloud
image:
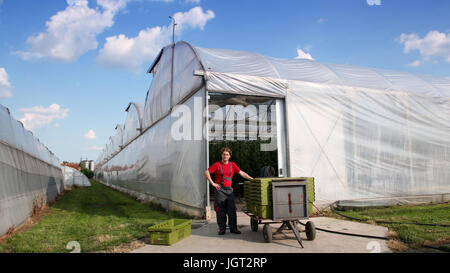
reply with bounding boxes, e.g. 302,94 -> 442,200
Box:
84,129 -> 97,139
407,60 -> 423,67
19,104 -> 69,130
0,67 -> 12,98
91,145 -> 103,151
295,48 -> 314,60
184,0 -> 201,4
367,0 -> 381,6
96,6 -> 215,72
14,0 -> 130,62
172,6 -> 215,30
399,30 -> 450,66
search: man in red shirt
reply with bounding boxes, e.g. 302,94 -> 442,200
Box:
205,147 -> 254,235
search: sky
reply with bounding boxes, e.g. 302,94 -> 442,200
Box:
0,0 -> 449,163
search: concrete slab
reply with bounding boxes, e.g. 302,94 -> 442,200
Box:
336,193 -> 450,209
131,212 -> 391,253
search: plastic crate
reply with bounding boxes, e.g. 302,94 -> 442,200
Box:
246,200 -> 255,212
248,194 -> 273,205
148,219 -> 192,245
250,204 -> 273,219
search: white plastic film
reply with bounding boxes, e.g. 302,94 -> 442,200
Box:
123,102 -> 144,146
148,47 -> 173,124
287,81 -> 450,203
172,42 -> 204,105
62,166 -> 91,187
112,124 -> 124,152
204,71 -> 287,97
0,104 -> 64,236
193,44 -> 450,98
96,89 -> 206,216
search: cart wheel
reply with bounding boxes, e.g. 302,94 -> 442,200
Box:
263,224 -> 272,243
305,221 -> 316,241
250,218 -> 258,232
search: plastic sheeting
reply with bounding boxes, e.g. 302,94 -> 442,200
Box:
96,41 -> 450,215
0,104 -> 64,235
143,42 -> 204,130
97,89 -> 206,216
62,166 -> 91,187
146,47 -> 173,125
123,102 -> 144,146
193,45 -> 450,98
204,71 -> 287,98
193,43 -> 450,203
286,81 -> 450,202
112,124 -> 124,153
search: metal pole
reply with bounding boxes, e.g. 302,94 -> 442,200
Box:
169,16 -> 177,45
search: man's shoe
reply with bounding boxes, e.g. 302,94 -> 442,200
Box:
230,229 -> 241,234
218,230 -> 226,235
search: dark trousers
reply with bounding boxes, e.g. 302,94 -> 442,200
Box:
214,191 -> 237,231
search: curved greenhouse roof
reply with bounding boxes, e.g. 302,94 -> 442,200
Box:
149,41 -> 450,98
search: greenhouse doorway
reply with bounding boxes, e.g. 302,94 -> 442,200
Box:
206,92 -> 288,202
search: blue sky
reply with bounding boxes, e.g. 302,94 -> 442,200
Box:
0,0 -> 449,163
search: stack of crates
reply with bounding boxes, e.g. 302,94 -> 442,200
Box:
244,177 -> 315,219
244,178 -> 273,219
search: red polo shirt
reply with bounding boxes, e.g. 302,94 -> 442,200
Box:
208,161 -> 241,187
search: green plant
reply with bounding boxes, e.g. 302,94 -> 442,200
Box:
81,168 -> 94,179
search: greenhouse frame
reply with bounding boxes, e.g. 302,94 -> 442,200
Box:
95,41 -> 450,218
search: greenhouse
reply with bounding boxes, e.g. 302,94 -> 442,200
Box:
95,41 -> 450,218
0,104 -> 65,235
62,166 -> 91,188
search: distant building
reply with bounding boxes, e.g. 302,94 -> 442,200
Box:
80,159 -> 94,171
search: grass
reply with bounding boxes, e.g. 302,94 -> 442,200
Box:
331,203 -> 450,252
0,179 -> 190,253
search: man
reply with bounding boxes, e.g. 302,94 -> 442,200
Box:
205,147 -> 254,235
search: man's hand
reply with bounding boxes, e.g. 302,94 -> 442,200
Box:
239,170 -> 254,181
205,170 -> 221,190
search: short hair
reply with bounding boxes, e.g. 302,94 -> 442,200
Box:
220,147 -> 232,156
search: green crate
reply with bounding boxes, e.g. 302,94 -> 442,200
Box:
245,200 -> 254,212
306,178 -> 315,214
148,219 -> 192,245
248,196 -> 272,206
252,178 -> 273,183
248,187 -> 272,193
249,204 -> 273,219
244,179 -> 272,206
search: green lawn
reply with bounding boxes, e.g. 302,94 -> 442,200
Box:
0,179 -> 189,253
332,203 -> 450,251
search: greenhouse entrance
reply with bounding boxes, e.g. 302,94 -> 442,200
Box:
207,92 -> 287,201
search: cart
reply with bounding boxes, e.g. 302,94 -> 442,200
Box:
244,179 -> 316,248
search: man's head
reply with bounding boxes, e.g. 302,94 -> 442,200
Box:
220,147 -> 232,163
